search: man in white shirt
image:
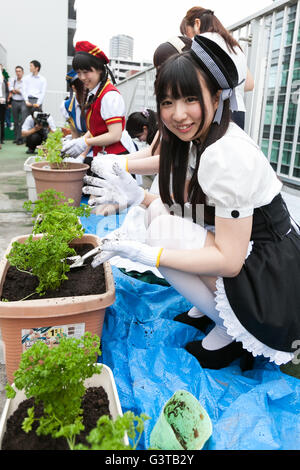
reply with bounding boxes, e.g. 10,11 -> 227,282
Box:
9,66 -> 27,144
23,60 -> 47,116
22,107 -> 56,154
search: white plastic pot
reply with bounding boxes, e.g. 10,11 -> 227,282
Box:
24,156 -> 38,202
0,363 -> 128,449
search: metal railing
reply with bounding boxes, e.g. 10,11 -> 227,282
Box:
116,66 -> 157,116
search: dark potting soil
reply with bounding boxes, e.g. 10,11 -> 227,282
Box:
2,386 -> 111,450
1,244 -> 106,301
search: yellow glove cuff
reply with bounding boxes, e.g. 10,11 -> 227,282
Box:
156,248 -> 164,268
125,157 -> 129,172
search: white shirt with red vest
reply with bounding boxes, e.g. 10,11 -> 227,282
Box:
87,83 -> 136,155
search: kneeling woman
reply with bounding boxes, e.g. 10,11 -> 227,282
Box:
83,35 -> 300,370
62,41 -> 135,163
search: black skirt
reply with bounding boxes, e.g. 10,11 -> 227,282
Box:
223,194 -> 300,353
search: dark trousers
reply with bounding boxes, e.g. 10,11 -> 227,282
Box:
26,131 -> 44,152
26,97 -> 41,117
0,104 -> 6,143
12,100 -> 27,142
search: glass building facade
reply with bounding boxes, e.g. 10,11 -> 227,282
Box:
230,0 -> 300,186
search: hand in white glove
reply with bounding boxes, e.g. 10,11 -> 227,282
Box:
92,239 -> 163,268
62,134 -> 72,144
63,154 -> 85,163
93,154 -> 128,173
62,136 -> 87,158
82,162 -> 145,209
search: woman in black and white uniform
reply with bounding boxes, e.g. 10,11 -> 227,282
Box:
82,35 -> 300,370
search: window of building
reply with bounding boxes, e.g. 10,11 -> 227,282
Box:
270,141 -> 280,164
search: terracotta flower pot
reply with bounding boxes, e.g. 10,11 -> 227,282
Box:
61,127 -> 72,137
0,234 -> 115,383
0,364 -> 129,449
31,161 -> 89,207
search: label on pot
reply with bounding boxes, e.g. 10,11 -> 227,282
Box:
21,323 -> 85,351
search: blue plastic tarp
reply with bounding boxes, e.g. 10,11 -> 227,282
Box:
80,207 -> 300,451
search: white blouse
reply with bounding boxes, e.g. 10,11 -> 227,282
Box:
192,122 -> 282,219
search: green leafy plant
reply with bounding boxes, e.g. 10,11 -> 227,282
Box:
6,190 -> 91,297
75,412 -> 150,450
24,189 -> 91,239
5,333 -> 102,450
36,128 -> 64,167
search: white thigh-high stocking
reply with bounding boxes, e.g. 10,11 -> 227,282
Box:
146,212 -> 234,351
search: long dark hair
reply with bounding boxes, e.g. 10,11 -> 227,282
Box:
126,109 -> 158,145
183,7 -> 242,53
155,52 -> 231,224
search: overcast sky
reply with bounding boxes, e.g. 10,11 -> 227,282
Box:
74,0 -> 273,62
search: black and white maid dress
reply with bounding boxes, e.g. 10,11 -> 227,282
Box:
191,121 -> 300,364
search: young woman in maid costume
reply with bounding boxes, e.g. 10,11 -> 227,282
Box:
82,35 -> 300,369
62,41 -> 135,163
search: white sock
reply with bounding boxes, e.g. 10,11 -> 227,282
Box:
202,325 -> 233,351
187,306 -> 205,318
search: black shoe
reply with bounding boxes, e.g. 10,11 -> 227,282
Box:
16,139 -> 24,145
174,311 -> 213,332
26,148 -> 36,154
185,339 -> 254,370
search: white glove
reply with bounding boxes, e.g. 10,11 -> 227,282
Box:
93,154 -> 128,173
92,239 -> 163,268
82,162 -> 145,208
62,136 -> 87,158
62,134 -> 72,144
63,154 -> 85,163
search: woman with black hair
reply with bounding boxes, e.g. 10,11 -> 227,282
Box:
126,109 -> 158,146
62,41 -> 135,163
83,35 -> 300,371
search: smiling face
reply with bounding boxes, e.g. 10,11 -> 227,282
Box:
77,67 -> 102,91
159,71 -> 219,143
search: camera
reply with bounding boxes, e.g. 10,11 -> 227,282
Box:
33,111 -> 50,128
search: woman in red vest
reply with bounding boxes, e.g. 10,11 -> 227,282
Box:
62,41 -> 135,163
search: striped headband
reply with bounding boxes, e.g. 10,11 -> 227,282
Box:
191,36 -> 240,124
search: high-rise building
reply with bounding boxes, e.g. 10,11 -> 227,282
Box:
229,0 -> 300,186
110,35 -> 134,60
68,0 -> 77,67
110,58 -> 152,83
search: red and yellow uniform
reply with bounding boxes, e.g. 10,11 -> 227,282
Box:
86,79 -> 128,157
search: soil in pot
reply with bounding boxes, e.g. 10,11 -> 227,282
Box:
1,244 -> 106,301
2,386 -> 111,450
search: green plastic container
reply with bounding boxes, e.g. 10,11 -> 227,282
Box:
150,390 -> 212,450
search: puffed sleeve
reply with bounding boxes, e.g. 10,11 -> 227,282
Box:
100,91 -> 125,126
198,131 -> 282,219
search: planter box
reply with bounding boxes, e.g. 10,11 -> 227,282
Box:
0,363 -> 129,449
24,156 -> 38,202
31,161 -> 89,207
0,234 -> 115,383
